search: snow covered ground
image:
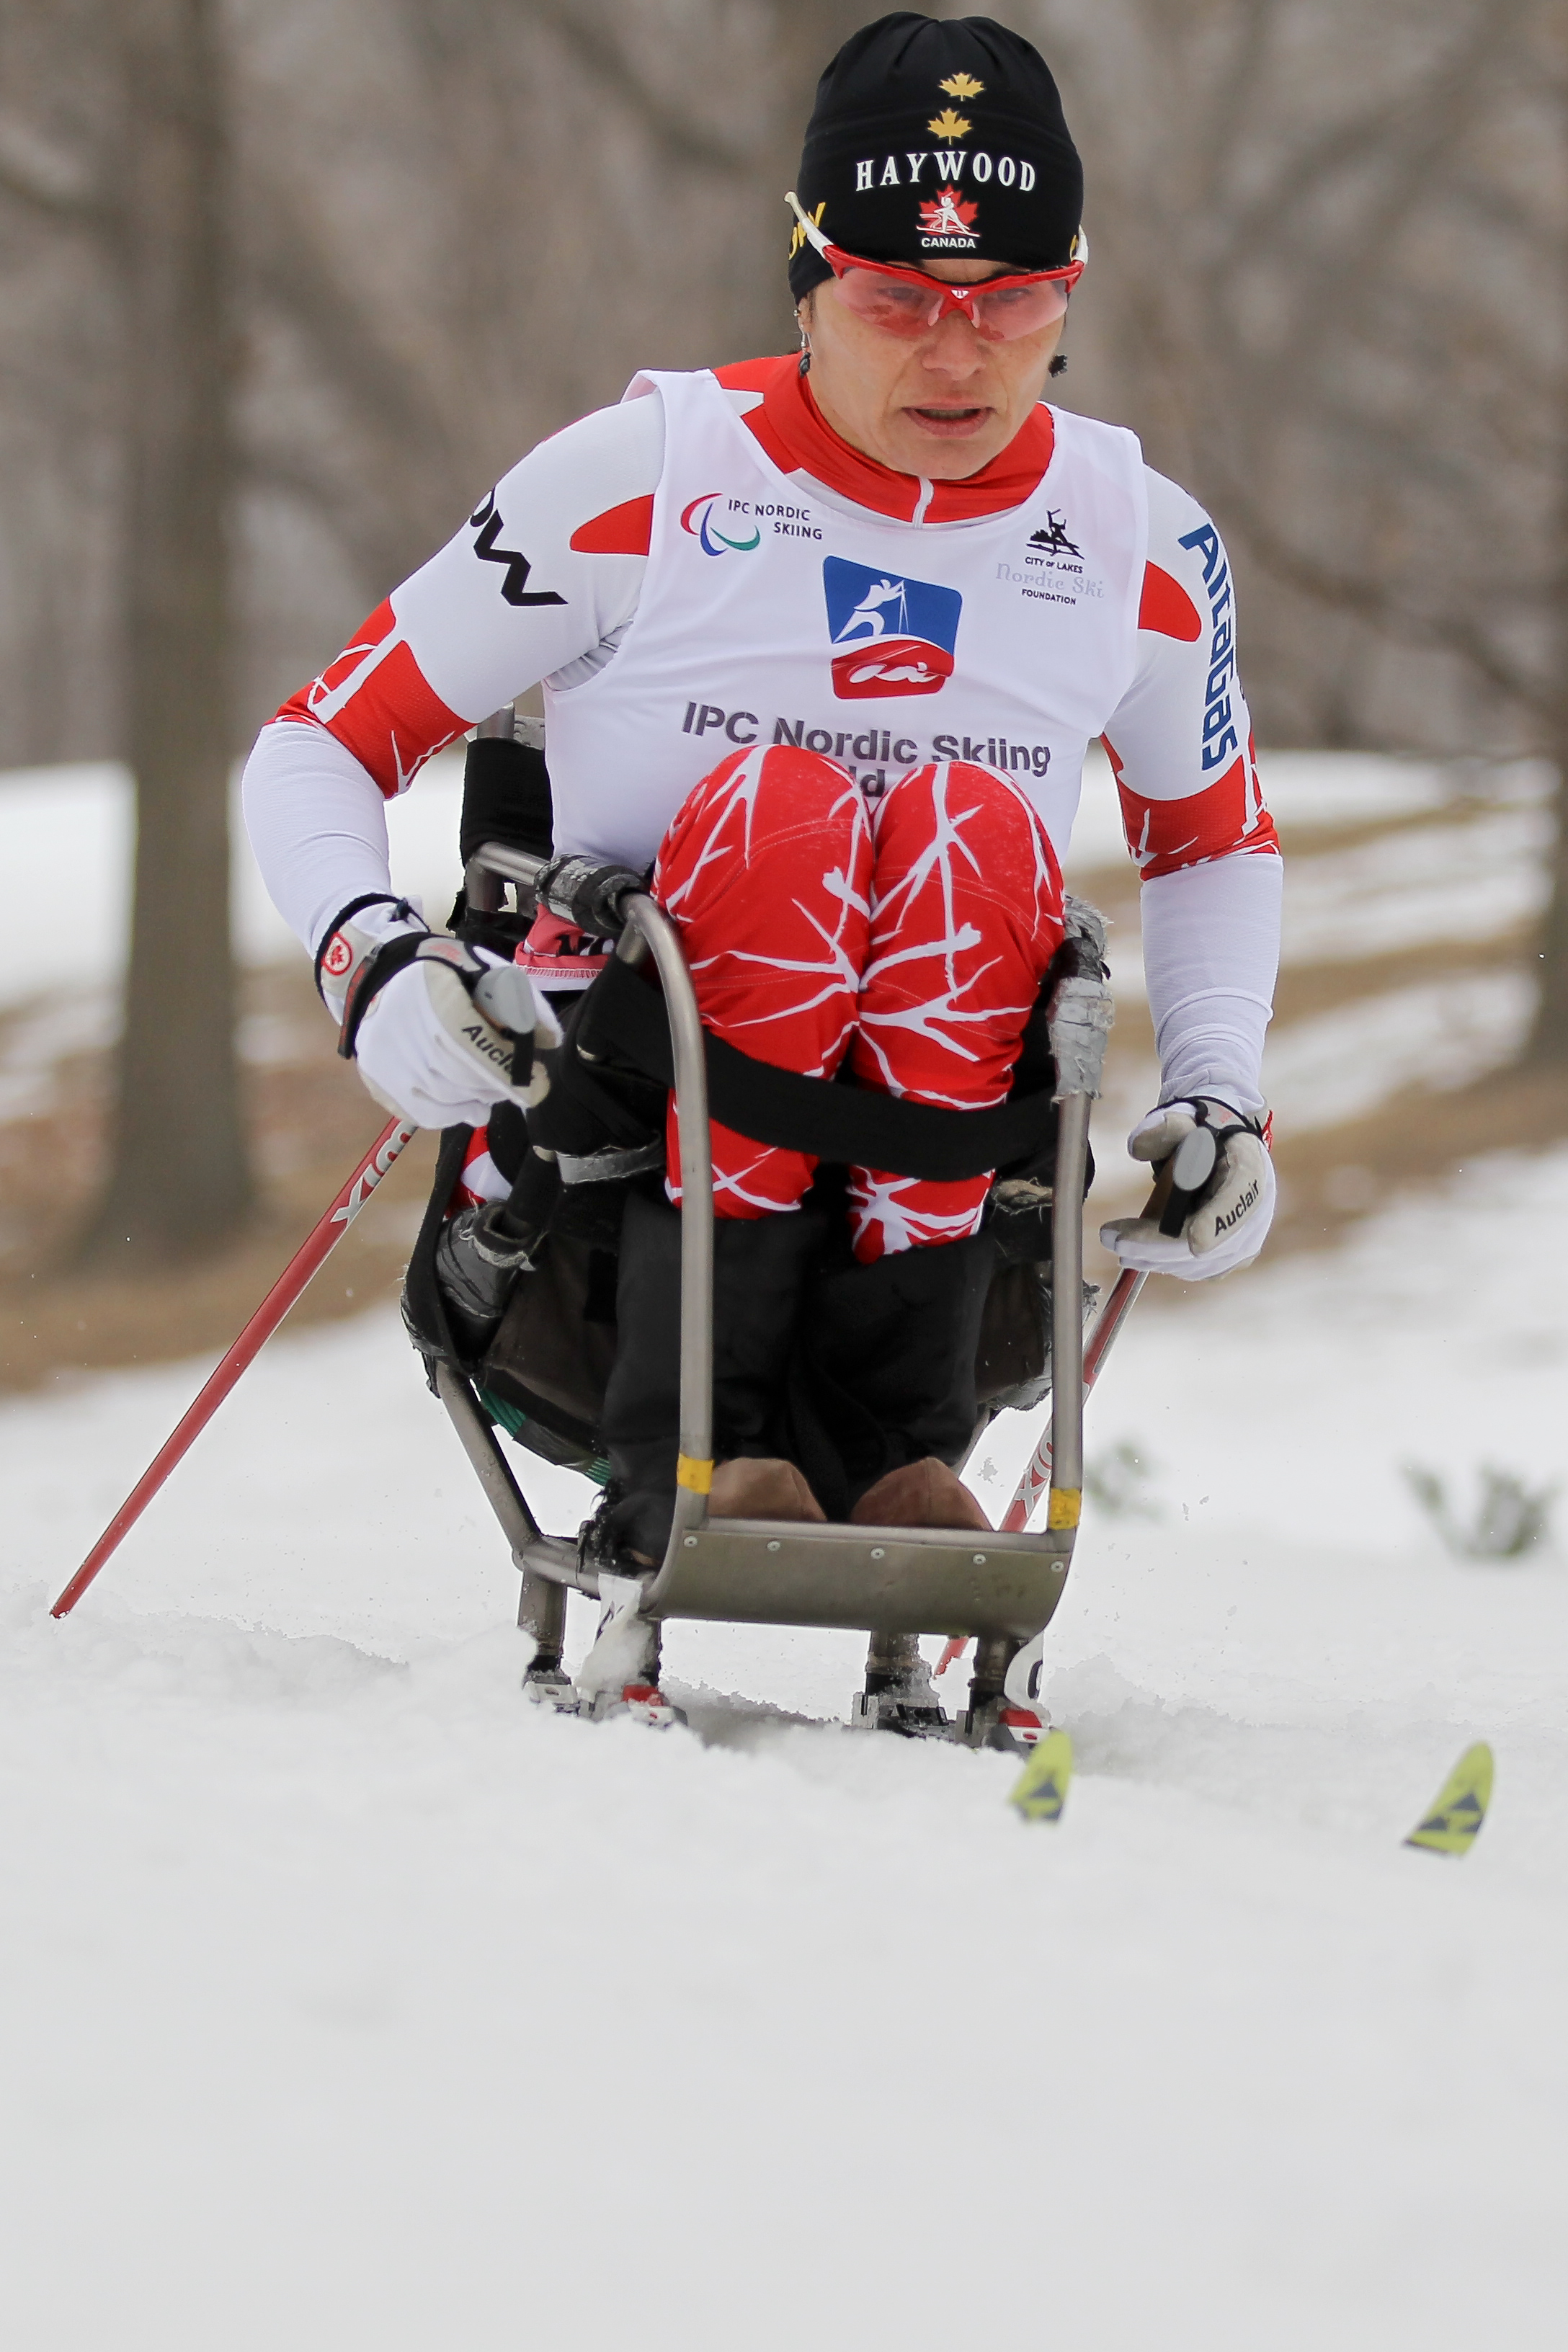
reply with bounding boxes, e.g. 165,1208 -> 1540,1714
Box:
1072,750 -> 1553,1195
0,754 -> 470,1012
4,1148 -> 1567,2346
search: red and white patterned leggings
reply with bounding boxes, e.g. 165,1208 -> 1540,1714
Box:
652,746 -> 1064,1262
463,747 -> 1064,1262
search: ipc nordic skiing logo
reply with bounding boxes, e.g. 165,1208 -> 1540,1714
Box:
680,492 -> 762,556
822,556 -> 962,700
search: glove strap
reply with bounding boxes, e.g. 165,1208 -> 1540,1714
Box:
337,930 -> 429,1061
314,894 -> 405,1003
1157,1095 -> 1267,1144
337,927 -> 530,1072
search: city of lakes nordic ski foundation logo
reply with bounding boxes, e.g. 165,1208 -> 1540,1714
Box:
822,556 -> 962,700
1029,512 -> 1082,558
680,492 -> 762,557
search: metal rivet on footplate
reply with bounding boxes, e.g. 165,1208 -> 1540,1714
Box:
870,1547 -> 885,1560
767,1540 -> 780,1552
973,1554 -> 988,1565
684,1536 -> 698,1548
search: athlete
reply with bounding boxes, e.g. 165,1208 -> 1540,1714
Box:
243,14 -> 1280,1657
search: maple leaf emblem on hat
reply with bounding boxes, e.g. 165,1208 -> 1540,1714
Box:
939,71 -> 984,99
918,186 -> 980,238
927,107 -> 972,139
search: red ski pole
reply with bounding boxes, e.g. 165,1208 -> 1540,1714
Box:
50,1115 -> 418,1617
936,1262 -> 1151,1678
999,1267 -> 1146,1532
998,1159 -> 1181,1537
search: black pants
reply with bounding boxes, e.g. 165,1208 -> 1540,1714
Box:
601,1182 -> 995,1554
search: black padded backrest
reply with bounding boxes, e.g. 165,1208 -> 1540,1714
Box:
459,735 -> 553,866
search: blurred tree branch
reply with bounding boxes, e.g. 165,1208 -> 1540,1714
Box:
0,112 -> 104,222
522,0 -> 752,174
1031,0 -> 1567,1054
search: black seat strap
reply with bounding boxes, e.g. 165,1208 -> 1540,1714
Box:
579,954 -> 1055,1182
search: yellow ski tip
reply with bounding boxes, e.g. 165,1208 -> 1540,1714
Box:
1007,1728 -> 1073,1824
1404,1741 -> 1494,1856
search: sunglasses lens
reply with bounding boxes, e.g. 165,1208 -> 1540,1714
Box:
835,267 -> 941,337
969,280 -> 1072,337
832,264 -> 1072,341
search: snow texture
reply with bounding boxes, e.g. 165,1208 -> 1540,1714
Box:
0,754 -> 469,1012
4,1149 -> 1567,2345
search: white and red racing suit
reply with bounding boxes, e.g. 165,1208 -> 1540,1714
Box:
244,355 -> 1281,1244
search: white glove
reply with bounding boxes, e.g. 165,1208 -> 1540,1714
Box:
1100,1097 -> 1274,1280
318,898 -> 560,1131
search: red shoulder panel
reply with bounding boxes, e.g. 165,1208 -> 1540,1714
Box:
1138,563 -> 1203,641
1110,747 -> 1280,878
275,599 -> 466,798
569,495 -> 655,556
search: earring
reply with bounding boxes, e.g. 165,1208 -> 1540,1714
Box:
1048,352 -> 1068,376
797,316 -> 811,375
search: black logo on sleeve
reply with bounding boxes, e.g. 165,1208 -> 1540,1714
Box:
1028,511 -> 1082,558
468,491 -> 567,608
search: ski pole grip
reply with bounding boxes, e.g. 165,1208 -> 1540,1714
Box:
1144,1159 -> 1177,1225
470,961 -> 540,1088
1155,1125 -> 1219,1237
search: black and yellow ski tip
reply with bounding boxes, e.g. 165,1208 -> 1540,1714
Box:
1404,1741 -> 1494,1857
1007,1728 -> 1073,1824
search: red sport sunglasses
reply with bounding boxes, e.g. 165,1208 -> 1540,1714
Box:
787,191 -> 1086,343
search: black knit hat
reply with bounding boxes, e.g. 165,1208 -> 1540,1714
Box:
788,13 -> 1082,301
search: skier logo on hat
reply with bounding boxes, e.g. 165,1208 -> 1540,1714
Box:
918,186 -> 979,240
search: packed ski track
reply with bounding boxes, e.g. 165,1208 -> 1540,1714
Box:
3,1144 -> 1567,2346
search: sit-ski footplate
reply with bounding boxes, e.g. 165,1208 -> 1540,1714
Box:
638,1517 -> 1072,1642
510,1513 -> 1071,1644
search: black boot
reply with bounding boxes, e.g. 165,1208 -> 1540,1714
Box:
600,1188 -> 827,1563
430,1146 -> 561,1357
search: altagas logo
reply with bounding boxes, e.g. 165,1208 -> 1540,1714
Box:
823,556 -> 961,700
918,185 -> 979,241
680,492 -> 762,557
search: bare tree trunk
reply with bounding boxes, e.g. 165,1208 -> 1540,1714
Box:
1523,677 -> 1568,1064
86,0 -> 251,1260
1521,30 -> 1568,1069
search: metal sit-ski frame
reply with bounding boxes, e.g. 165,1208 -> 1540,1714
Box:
436,829 -> 1115,1713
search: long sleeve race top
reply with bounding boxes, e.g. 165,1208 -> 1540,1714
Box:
244,355 -> 1280,1115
